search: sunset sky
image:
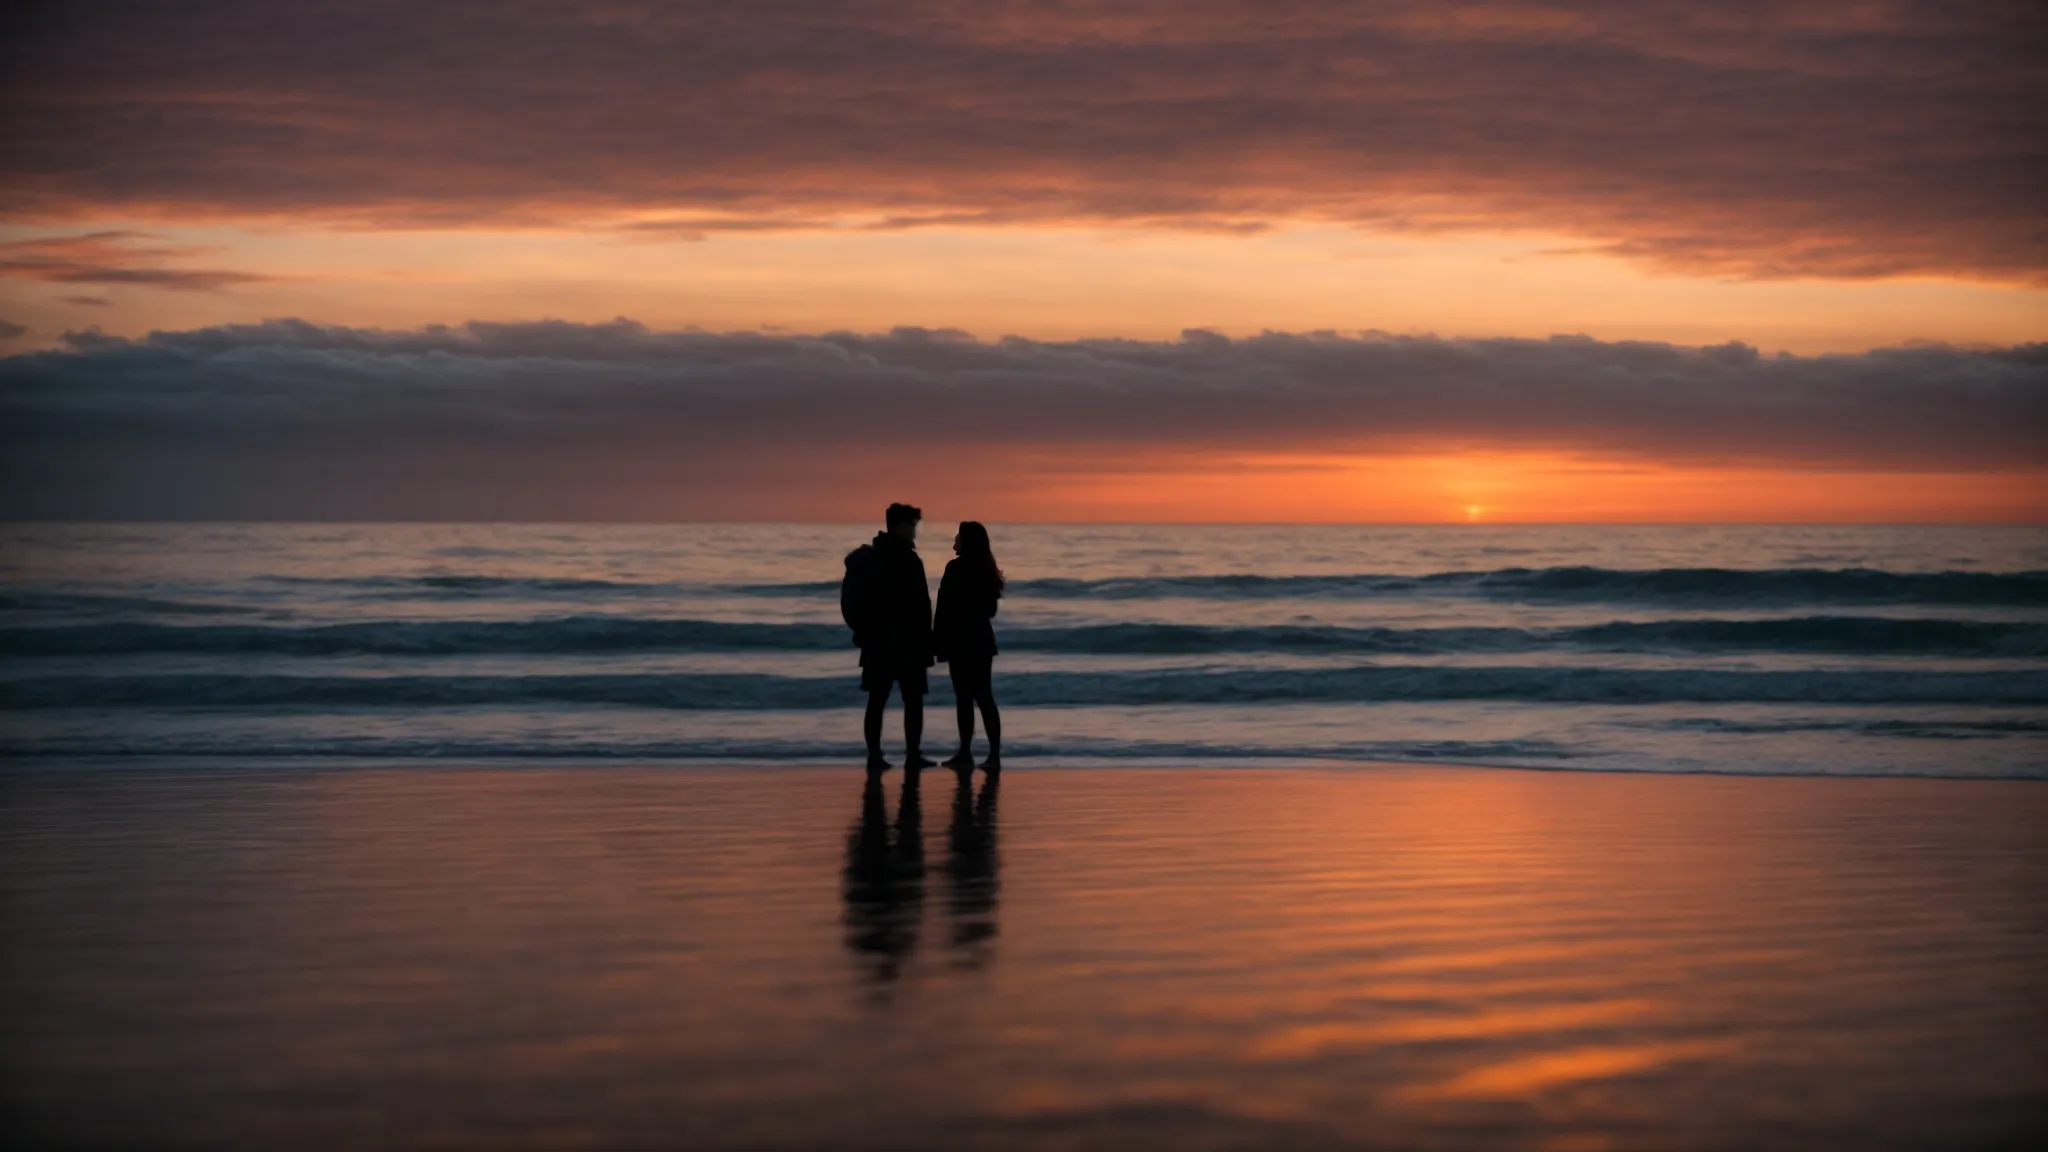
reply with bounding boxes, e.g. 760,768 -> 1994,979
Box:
1,1 -> 2043,521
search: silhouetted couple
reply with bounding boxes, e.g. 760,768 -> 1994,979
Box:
841,503 -> 1003,774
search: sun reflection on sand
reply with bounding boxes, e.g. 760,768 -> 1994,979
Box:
1245,999 -> 1662,1060
1406,1038 -> 1743,1101
3,766 -> 2043,1149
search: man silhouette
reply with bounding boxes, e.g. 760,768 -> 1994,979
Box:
843,502 -> 936,772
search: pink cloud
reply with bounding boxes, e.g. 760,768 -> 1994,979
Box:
1,2 -> 2039,281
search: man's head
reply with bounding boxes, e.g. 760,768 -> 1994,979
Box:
884,502 -> 922,541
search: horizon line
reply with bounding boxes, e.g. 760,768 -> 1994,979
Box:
7,519 -> 2045,529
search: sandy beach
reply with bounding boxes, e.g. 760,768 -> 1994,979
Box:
3,763 -> 2042,1150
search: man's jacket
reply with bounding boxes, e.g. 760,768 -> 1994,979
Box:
841,532 -> 934,669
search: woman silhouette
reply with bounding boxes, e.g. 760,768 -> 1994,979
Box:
933,521 -> 1004,772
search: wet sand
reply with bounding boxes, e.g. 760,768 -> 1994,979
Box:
3,764 -> 2044,1150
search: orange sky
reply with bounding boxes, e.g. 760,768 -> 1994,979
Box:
1,222 -> 2043,356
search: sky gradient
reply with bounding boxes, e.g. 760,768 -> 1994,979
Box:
1,1 -> 2043,520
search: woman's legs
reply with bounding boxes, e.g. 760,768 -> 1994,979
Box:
948,659 -> 999,768
976,682 -> 1001,768
946,663 -> 978,767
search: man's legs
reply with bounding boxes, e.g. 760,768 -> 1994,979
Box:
864,686 -> 892,767
902,690 -> 934,769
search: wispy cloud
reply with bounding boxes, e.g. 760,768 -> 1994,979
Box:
2,2 -> 2040,281
0,232 -> 275,292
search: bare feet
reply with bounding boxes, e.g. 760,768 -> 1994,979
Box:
942,750 -> 976,770
865,752 -> 892,773
904,752 -> 938,770
980,754 -> 1002,773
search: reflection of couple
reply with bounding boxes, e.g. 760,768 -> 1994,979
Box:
842,767 -> 1001,981
841,502 -> 1003,773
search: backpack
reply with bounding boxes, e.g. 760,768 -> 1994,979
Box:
841,545 -> 878,647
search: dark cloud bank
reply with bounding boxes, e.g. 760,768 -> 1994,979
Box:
2,319 -> 2041,519
3,1 -> 2043,281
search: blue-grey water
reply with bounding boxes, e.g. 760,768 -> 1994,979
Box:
3,523 -> 2043,776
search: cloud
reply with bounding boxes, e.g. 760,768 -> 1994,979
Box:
57,295 -> 111,306
0,319 -> 26,340
1,2 -> 2041,281
1,318 -> 2041,518
0,232 -> 275,292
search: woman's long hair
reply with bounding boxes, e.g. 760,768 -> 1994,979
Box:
957,521 -> 1005,598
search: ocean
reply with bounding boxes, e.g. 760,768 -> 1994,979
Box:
3,522 -> 2042,777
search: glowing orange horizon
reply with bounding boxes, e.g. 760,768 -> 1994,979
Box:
919,450 -> 2048,525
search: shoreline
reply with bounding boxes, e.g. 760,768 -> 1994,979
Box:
4,753 -> 2044,781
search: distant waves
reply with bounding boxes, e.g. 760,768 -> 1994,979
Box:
6,613 -> 2045,659
14,565 -> 2035,608
9,666 -> 2044,710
